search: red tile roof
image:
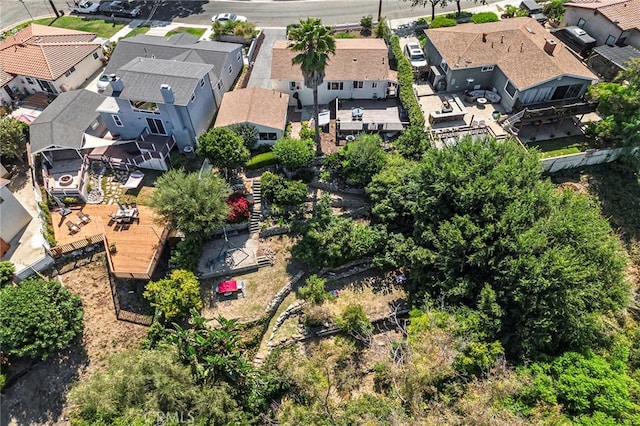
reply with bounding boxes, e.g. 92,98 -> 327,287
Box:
566,0 -> 640,30
0,24 -> 100,81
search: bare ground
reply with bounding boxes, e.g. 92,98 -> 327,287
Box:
0,258 -> 147,426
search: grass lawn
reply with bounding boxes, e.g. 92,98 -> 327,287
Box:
122,25 -> 151,39
334,31 -> 359,39
12,16 -> 127,39
528,136 -> 592,158
165,27 -> 206,38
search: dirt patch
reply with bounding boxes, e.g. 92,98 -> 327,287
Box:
1,258 -> 147,426
201,235 -> 301,322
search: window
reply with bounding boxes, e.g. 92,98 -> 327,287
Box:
440,59 -> 449,73
91,120 -> 99,130
200,78 -> 205,87
25,77 -> 34,84
217,80 -> 223,90
228,65 -> 233,74
372,82 -> 378,88
64,67 -> 76,77
259,132 -> 278,140
605,35 -> 616,46
504,80 -> 517,98
93,52 -> 99,60
112,115 -> 123,127
481,65 -> 494,72
353,81 -> 364,89
327,82 -> 343,90
37,79 -> 57,94
130,100 -> 159,112
190,93 -> 196,103
146,118 -> 166,135
237,51 -> 242,61
577,18 -> 586,29
290,81 -> 301,90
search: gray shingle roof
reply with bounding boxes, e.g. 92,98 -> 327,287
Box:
104,34 -> 241,75
104,57 -> 213,106
592,44 -> 640,69
30,90 -> 105,154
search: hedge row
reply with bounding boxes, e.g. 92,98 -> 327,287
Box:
389,35 -> 425,128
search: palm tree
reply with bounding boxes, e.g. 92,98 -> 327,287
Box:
288,18 -> 336,155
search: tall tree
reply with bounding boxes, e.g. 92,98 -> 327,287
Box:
149,169 -> 230,236
0,116 -> 27,164
144,269 -> 202,322
371,137 -> 629,360
0,278 -> 83,359
197,127 -> 250,177
288,18 -> 336,154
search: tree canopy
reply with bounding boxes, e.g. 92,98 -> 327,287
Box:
229,123 -> 259,150
273,137 -> 315,171
144,269 -> 202,322
197,127 -> 250,174
0,116 -> 27,164
0,278 -> 83,359
370,137 -> 629,360
326,134 -> 387,186
149,169 -> 230,236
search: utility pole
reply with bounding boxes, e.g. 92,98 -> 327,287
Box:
378,0 -> 383,22
49,0 -> 61,17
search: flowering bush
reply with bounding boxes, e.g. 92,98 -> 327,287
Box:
227,193 -> 252,223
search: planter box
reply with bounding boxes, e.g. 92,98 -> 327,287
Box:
215,34 -> 255,45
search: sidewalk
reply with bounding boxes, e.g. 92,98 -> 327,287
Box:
107,19 -> 213,43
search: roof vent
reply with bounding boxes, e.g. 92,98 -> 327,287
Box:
482,32 -> 487,42
543,39 -> 557,55
353,58 -> 357,62
526,27 -> 535,34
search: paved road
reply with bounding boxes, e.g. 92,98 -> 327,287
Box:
2,0 -> 503,32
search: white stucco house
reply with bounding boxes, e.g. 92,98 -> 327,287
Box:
0,177 -> 33,256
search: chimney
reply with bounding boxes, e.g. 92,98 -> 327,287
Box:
482,33 -> 487,42
109,74 -> 124,94
160,84 -> 174,104
543,39 -> 557,55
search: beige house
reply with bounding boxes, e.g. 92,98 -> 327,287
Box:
270,38 -> 397,106
215,87 -> 289,145
0,24 -> 104,104
562,0 -> 640,49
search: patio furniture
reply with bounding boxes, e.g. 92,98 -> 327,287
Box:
76,210 -> 90,224
476,97 -> 488,107
351,107 -> 364,121
66,221 -> 80,234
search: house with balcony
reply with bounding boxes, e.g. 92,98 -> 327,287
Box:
104,33 -> 243,109
270,38 -> 398,107
0,24 -> 104,105
214,87 -> 290,145
562,0 -> 640,49
424,18 -> 598,112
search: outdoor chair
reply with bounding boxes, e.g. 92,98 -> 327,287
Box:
66,221 -> 80,234
76,210 -> 90,224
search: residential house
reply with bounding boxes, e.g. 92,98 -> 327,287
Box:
587,43 -> 640,80
424,18 -> 598,111
214,87 -> 290,145
270,38 -> 398,106
0,177 -> 33,257
104,34 -> 243,108
0,24 -> 104,104
99,57 -> 215,151
562,0 -> 640,49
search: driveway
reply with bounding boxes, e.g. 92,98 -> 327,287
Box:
246,28 -> 287,89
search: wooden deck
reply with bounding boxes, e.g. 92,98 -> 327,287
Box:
51,205 -> 168,279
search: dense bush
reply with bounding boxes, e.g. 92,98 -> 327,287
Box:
325,134 -> 387,186
169,234 -> 204,272
389,36 -> 424,128
144,269 -> 202,322
0,261 -> 14,288
261,171 -> 308,209
273,137 -> 315,171
298,274 -> 332,305
227,193 -> 252,223
246,151 -> 277,170
472,12 -> 500,23
0,278 -> 83,359
429,16 -> 458,28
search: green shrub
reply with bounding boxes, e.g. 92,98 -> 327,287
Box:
445,11 -> 473,20
360,15 -> 373,33
298,274 -> 332,305
429,16 -> 458,28
299,121 -> 315,141
472,12 -> 500,23
389,36 -> 424,128
0,261 -> 14,288
261,171 -> 308,209
169,235 -> 203,272
415,17 -> 429,25
336,303 -> 373,344
246,151 -> 277,170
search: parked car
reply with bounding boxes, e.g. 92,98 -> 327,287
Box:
404,42 -> 428,68
69,1 -> 100,14
98,1 -> 141,18
212,13 -> 247,23
96,74 -> 111,91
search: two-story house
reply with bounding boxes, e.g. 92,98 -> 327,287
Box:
424,18 -> 598,112
0,24 -> 104,105
270,38 -> 398,106
562,0 -> 640,49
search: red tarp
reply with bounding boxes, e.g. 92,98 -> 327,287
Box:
217,280 -> 238,293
